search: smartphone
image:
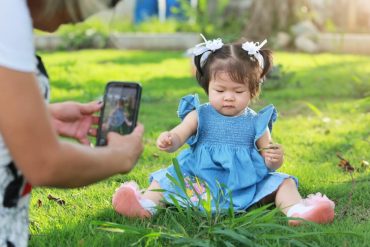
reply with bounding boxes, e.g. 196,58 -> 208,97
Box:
96,81 -> 142,146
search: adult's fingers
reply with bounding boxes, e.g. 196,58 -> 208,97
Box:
80,101 -> 103,115
91,115 -> 100,125
131,123 -> 144,137
88,128 -> 97,137
79,136 -> 91,146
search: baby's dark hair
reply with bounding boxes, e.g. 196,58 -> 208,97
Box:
194,42 -> 273,99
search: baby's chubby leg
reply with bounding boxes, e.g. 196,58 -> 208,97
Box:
142,180 -> 165,206
112,180 -> 163,219
275,178 -> 335,226
275,178 -> 302,215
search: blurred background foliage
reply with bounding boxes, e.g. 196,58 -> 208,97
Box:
35,0 -> 370,50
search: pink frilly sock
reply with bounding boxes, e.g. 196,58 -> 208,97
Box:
287,192 -> 335,226
112,181 -> 157,219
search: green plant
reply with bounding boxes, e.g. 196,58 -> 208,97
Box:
351,74 -> 370,98
176,0 -> 245,39
110,18 -> 199,33
57,20 -> 109,50
28,50 -> 370,246
264,64 -> 295,90
93,159 -> 361,246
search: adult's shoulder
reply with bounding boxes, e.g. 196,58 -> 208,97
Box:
0,0 -> 36,72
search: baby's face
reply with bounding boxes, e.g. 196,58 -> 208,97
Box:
208,72 -> 251,116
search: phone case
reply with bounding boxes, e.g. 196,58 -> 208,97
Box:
96,81 -> 142,146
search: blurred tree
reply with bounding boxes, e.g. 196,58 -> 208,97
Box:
330,0 -> 370,32
243,0 -> 301,40
197,0 -> 229,34
178,0 -> 230,36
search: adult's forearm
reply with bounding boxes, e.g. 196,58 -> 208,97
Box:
27,141 -> 131,188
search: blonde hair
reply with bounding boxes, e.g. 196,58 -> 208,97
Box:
43,0 -> 112,22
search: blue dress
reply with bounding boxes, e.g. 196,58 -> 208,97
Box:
150,94 -> 298,212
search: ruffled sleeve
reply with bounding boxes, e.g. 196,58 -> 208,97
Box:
177,94 -> 200,120
177,94 -> 200,146
254,104 -> 277,142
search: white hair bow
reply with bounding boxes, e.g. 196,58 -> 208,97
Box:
242,39 -> 267,69
192,34 -> 223,66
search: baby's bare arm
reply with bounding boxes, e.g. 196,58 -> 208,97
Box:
156,110 -> 198,153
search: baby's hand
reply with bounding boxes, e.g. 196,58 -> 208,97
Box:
156,131 -> 174,151
261,143 -> 284,170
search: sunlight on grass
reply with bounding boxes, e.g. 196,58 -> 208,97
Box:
29,50 -> 370,246
91,160 -> 361,246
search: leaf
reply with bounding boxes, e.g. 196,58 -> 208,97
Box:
361,160 -> 369,169
336,153 -> 354,172
165,174 -> 191,206
172,158 -> 187,193
303,101 -> 322,117
168,194 -> 186,216
211,228 -> 254,245
203,185 -> 212,216
227,187 -> 234,220
91,221 -> 148,235
152,153 -> 159,158
169,215 -> 189,236
285,239 -> 309,247
223,241 -> 236,247
172,237 -> 210,247
37,199 -> 42,208
231,204 -> 276,226
47,194 -> 66,206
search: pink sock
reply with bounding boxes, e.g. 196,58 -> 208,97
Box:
112,181 -> 157,218
287,193 -> 335,226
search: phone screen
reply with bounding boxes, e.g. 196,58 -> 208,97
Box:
96,82 -> 141,146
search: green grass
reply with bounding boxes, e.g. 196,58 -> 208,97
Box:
29,50 -> 370,246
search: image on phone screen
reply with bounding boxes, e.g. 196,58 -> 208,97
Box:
97,83 -> 141,146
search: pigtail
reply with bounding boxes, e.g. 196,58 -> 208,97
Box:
194,54 -> 204,77
194,53 -> 209,93
259,49 -> 273,79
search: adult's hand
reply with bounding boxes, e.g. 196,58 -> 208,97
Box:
106,123 -> 145,173
49,101 -> 102,145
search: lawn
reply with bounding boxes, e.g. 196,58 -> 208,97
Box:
29,49 -> 370,246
